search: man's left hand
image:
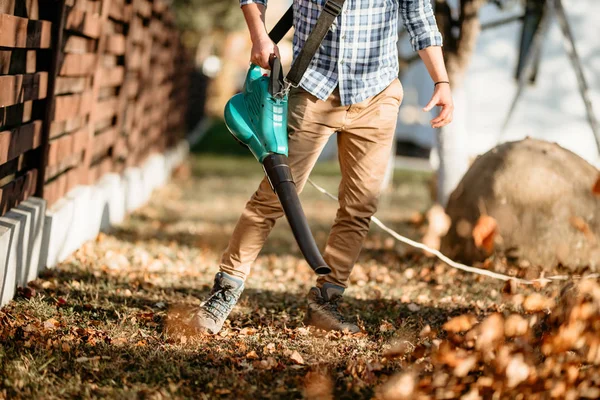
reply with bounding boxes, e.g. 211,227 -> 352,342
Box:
423,83 -> 454,128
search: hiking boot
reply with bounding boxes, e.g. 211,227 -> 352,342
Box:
304,283 -> 360,333
190,272 -> 244,334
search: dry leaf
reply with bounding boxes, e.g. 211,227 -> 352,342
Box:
112,337 -> 128,346
504,314 -> 529,337
379,321 -> 395,332
289,350 -> 304,365
443,314 -> 477,333
476,313 -> 504,350
43,318 -> 60,330
255,357 -> 277,370
379,373 -> 415,400
265,342 -> 276,353
454,355 -> 477,377
523,293 -> 553,313
593,175 -> 600,196
246,350 -> 259,360
506,354 -> 529,387
472,215 -> 497,253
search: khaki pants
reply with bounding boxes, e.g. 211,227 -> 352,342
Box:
220,79 -> 403,288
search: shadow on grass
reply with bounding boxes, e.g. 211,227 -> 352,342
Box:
0,281 -> 486,399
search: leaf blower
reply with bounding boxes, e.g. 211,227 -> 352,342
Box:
223,0 -> 346,276
223,56 -> 330,275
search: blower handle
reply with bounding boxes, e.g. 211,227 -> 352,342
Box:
263,154 -> 331,275
268,55 -> 285,97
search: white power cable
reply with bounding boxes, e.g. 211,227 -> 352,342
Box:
307,179 -> 599,286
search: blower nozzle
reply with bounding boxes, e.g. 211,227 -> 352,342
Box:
263,154 -> 331,275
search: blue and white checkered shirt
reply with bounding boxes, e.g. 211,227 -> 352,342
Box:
240,0 -> 443,105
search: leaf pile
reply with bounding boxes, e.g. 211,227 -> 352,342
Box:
378,280 -> 600,399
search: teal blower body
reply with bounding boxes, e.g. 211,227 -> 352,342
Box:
223,58 -> 331,276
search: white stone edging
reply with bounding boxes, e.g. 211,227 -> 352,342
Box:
0,140 -> 189,307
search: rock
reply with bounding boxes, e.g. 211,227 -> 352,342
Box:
441,138 -> 600,271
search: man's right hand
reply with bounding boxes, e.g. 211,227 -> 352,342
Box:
251,34 -> 280,69
242,4 -> 280,70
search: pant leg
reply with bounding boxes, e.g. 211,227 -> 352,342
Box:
318,79 -> 403,288
220,88 -> 345,280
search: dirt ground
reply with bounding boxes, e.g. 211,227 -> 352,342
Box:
0,155 -> 598,399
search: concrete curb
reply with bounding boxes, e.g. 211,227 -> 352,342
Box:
0,140 -> 189,307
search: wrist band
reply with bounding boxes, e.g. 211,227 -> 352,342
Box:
434,81 -> 450,86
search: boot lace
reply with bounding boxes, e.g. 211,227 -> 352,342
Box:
201,284 -> 237,322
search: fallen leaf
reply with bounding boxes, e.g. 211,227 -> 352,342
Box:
112,337 -> 128,346
246,350 -> 259,360
454,355 -> 477,377
239,327 -> 256,335
255,357 -> 277,370
504,314 -> 529,337
383,340 -> 413,358
472,215 -> 497,253
443,314 -> 477,333
475,313 -> 504,350
289,350 -> 304,365
379,321 -> 394,332
523,293 -> 553,313
379,373 -> 415,400
506,354 -> 529,387
265,342 -> 276,353
18,287 -> 36,299
43,318 -> 60,330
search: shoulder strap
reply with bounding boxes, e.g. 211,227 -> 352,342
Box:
267,0 -> 346,87
268,6 -> 294,44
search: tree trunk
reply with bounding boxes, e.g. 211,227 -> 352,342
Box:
434,0 -> 486,205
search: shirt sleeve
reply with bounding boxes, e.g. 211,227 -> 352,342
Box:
400,0 -> 444,51
240,0 -> 267,6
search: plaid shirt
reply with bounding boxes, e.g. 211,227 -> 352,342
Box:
241,0 -> 443,105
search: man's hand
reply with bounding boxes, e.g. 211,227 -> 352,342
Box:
423,83 -> 453,128
417,46 -> 453,128
250,33 -> 280,69
242,4 -> 279,70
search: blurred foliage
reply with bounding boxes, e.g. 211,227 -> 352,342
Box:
172,0 -> 245,48
191,120 -> 252,157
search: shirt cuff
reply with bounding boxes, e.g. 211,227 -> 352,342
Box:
411,31 -> 444,51
240,0 -> 267,6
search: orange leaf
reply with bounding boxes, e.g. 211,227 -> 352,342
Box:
443,314 -> 477,333
472,215 -> 497,253
593,175 -> 600,196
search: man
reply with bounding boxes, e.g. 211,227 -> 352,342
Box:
192,0 -> 454,334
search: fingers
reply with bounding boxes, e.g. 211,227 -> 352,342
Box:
431,104 -> 454,128
251,43 -> 280,70
251,52 -> 271,69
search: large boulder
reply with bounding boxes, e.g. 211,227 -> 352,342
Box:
441,138 -> 600,271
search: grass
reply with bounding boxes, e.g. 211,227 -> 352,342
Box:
0,153 -> 596,399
